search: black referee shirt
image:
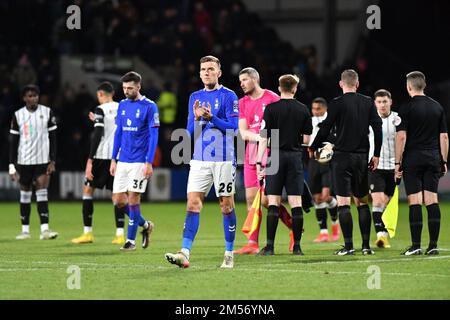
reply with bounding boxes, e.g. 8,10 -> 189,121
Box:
311,92 -> 382,156
396,95 -> 448,151
261,98 -> 312,151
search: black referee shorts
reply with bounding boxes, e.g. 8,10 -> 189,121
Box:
84,159 -> 114,190
307,159 -> 331,194
265,150 -> 304,196
369,169 -> 395,197
331,151 -> 368,198
17,164 -> 48,187
402,149 -> 441,195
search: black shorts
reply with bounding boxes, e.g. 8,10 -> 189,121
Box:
84,159 -> 114,190
369,169 -> 395,197
16,164 -> 48,187
265,150 -> 304,196
331,151 -> 368,198
402,149 -> 442,195
307,159 -> 331,194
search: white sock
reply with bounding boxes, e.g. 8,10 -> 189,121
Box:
40,224 -> 49,233
320,229 -> 329,234
84,226 -> 92,234
22,225 -> 30,233
225,250 -> 233,257
116,228 -> 124,236
127,239 -> 136,245
181,248 -> 190,259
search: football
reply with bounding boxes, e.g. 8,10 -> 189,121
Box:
315,143 -> 334,164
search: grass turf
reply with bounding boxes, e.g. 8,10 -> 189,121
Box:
0,201 -> 449,300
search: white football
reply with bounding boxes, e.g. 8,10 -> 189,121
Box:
316,143 -> 334,164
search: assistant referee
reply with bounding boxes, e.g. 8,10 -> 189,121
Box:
256,74 -> 312,256
395,71 -> 448,256
311,69 -> 382,256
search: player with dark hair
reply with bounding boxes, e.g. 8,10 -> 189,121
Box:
257,74 -> 312,256
165,55 -> 239,268
110,71 -> 159,251
71,82 -> 127,245
395,71 -> 448,255
311,69 -> 383,256
9,84 -> 58,240
368,89 -> 400,248
308,97 -> 340,243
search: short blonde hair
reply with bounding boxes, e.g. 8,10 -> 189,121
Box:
341,69 -> 359,87
199,55 -> 221,69
278,74 -> 299,92
406,71 -> 426,91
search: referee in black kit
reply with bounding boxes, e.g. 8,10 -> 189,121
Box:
256,74 -> 312,256
311,69 -> 382,255
395,71 -> 448,256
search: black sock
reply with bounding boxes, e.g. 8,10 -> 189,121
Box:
315,208 -> 327,230
37,201 -> 49,224
266,205 -> 279,249
409,204 -> 423,248
291,207 -> 303,246
426,204 -> 440,248
114,205 -> 126,228
20,203 -> 31,226
357,205 -> 371,248
82,198 -> 93,227
328,206 -> 338,222
372,209 -> 386,233
338,205 -> 353,249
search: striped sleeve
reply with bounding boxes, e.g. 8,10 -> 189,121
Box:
93,107 -> 105,127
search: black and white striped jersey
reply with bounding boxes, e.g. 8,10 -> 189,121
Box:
93,101 -> 119,160
369,111 -> 401,170
10,104 -> 57,165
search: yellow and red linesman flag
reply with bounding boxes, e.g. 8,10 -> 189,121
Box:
242,185 -> 263,239
382,186 -> 399,238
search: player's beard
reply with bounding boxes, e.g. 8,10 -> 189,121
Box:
126,92 -> 137,100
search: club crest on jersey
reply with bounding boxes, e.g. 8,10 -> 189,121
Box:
215,98 -> 219,110
127,119 -> 132,126
136,108 -> 140,118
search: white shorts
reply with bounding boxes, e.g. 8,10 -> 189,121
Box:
187,160 -> 236,197
112,162 -> 148,193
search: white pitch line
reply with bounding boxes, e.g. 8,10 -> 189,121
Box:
0,265 -> 449,278
1,260 -> 449,278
